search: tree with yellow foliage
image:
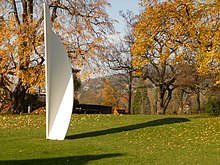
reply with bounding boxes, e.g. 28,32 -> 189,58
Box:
132,0 -> 219,114
0,0 -> 114,113
101,79 -> 119,107
132,1 -> 179,114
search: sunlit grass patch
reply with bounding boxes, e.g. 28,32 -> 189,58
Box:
0,114 -> 219,165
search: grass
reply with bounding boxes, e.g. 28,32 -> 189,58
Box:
0,114 -> 219,165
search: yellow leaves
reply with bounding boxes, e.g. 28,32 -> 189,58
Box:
18,65 -> 45,92
132,0 -> 220,83
131,42 -> 146,57
173,54 -> 184,64
159,52 -> 170,64
95,37 -> 104,44
0,115 -> 46,129
1,18 -> 45,92
215,81 -> 220,86
196,42 -> 220,77
131,55 -> 147,68
101,80 -> 118,107
132,1 -> 178,72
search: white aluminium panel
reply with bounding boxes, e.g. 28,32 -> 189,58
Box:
44,3 -> 74,140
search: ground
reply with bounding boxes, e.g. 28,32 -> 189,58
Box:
0,114 -> 219,164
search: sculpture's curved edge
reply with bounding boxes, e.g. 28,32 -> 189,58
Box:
47,75 -> 74,140
44,3 -> 74,140
44,2 -> 51,139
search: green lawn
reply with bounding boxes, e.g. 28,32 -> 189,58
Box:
0,114 -> 219,165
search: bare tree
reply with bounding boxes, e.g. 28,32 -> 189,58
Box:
105,11 -> 138,114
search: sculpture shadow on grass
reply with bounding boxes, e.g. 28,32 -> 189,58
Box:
66,117 -> 190,140
0,153 -> 124,165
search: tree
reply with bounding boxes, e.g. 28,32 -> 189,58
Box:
105,11 -> 138,114
190,0 -> 220,84
0,17 -> 12,111
131,1 -> 178,114
132,0 -> 220,114
132,80 -> 151,114
174,63 -> 209,114
101,79 -> 119,107
0,0 -> 114,113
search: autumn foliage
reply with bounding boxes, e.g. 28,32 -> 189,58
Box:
133,0 -> 219,76
131,0 -> 220,114
0,0 -> 114,113
101,80 -> 118,107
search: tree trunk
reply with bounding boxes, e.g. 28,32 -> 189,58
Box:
157,86 -> 165,114
154,88 -> 158,114
157,86 -> 173,115
157,105 -> 166,115
127,71 -> 133,114
141,88 -> 144,114
11,81 -> 27,114
196,92 -> 201,114
128,81 -> 132,114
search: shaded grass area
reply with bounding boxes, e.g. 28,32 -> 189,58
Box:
66,117 -> 190,139
0,154 -> 124,165
0,114 -> 219,165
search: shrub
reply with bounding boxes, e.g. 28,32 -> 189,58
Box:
206,98 -> 220,116
24,93 -> 45,112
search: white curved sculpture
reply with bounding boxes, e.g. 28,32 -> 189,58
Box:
44,3 -> 74,140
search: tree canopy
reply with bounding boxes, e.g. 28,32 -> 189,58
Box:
0,0 -> 114,113
131,0 -> 220,114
